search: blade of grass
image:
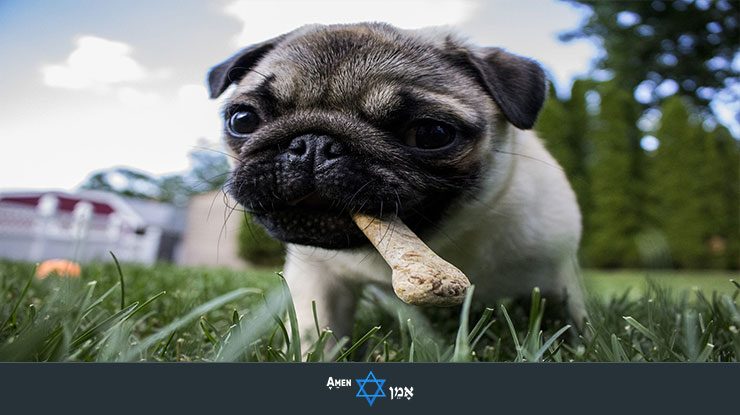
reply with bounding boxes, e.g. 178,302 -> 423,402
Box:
1,266 -> 35,333
335,326 -> 380,362
452,286 -> 475,362
70,302 -> 139,348
325,335 -> 349,362
276,272 -> 301,361
470,321 -> 495,350
0,323 -> 55,361
307,329 -> 333,362
533,325 -> 571,361
398,311 -> 409,357
130,291 -> 166,316
721,295 -> 740,325
109,251 -> 125,311
468,307 -> 494,343
623,316 -> 661,345
527,287 -> 541,333
611,334 -> 629,362
200,317 -> 220,346
71,281 -> 99,330
406,318 -> 419,360
363,330 -> 393,362
159,330 -> 177,358
122,287 -> 257,361
500,305 -> 523,361
217,287 -> 287,362
37,326 -> 64,360
312,300 -> 320,338
72,289 -> 166,349
79,282 -> 119,319
254,343 -> 263,362
267,294 -> 290,353
683,311 -> 699,359
695,343 -> 714,362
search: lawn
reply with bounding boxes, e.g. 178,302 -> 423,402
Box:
584,269 -> 740,299
1,259 -> 738,362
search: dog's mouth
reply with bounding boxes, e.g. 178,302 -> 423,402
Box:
248,192 -> 369,249
286,191 -> 331,209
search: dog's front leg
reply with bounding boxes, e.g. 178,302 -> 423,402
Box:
282,252 -> 358,347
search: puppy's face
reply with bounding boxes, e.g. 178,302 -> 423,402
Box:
208,23 -> 545,249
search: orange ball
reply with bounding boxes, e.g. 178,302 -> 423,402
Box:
35,259 -> 82,279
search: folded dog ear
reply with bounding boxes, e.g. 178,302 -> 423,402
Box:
451,46 -> 546,130
207,36 -> 284,99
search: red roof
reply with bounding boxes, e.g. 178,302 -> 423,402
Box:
0,194 -> 115,215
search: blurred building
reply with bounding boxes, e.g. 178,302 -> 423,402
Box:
180,190 -> 246,268
0,190 -> 186,264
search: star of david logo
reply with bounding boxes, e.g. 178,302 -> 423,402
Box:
355,371 -> 386,406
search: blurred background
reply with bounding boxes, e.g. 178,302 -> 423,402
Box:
0,0 -> 737,280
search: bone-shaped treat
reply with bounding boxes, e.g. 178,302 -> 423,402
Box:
352,212 -> 470,306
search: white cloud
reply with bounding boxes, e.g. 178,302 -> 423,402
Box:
116,86 -> 162,107
224,0 -> 480,46
41,36 -> 148,90
174,84 -> 224,145
5,29 -> 223,191
0,83 -> 225,191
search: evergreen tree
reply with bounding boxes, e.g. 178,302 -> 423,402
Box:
553,0 -> 740,270
537,83 -> 572,168
560,79 -> 594,227
649,97 -> 728,268
712,126 -> 740,269
584,82 -> 645,267
701,126 -> 730,268
536,80 -> 594,244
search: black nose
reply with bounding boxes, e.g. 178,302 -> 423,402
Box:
287,134 -> 345,169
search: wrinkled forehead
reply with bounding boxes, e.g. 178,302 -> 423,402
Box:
277,27 -> 438,86
233,26 -> 487,118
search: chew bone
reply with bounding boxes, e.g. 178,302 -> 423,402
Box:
352,212 -> 471,306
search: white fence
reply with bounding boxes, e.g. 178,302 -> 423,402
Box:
0,200 -> 160,264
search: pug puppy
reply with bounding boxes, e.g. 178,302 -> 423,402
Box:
208,23 -> 585,340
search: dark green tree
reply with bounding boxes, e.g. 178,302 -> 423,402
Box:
709,125 -> 740,268
648,96 -> 738,268
79,146 -> 230,205
536,83 -> 571,164
158,175 -> 193,206
80,168 -> 160,200
187,148 -> 232,193
562,0 -> 739,117
584,82 -> 645,267
536,80 -> 595,232
551,0 -> 740,269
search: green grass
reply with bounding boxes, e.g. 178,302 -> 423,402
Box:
585,268 -> 739,299
1,259 -> 739,362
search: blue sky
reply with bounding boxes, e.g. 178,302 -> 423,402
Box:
0,0 -> 602,191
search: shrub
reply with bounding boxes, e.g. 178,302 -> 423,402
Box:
237,213 -> 284,266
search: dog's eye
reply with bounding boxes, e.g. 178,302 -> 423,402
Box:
228,109 -> 260,136
405,120 -> 456,150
